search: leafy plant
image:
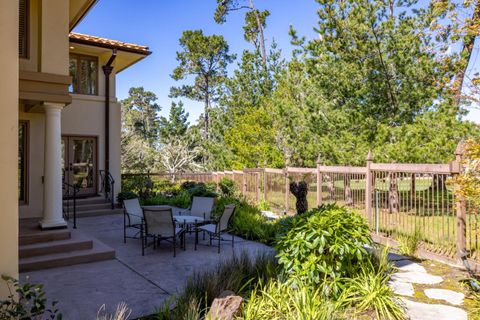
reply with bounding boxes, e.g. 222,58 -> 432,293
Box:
275,204 -> 372,292
96,303 -> 131,320
397,228 -> 422,257
0,275 -> 62,319
257,199 -> 270,211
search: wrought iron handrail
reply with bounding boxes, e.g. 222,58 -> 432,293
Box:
99,170 -> 115,210
62,182 -> 79,229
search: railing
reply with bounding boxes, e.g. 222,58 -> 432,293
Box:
62,182 -> 79,229
99,170 -> 115,209
121,147 -> 479,268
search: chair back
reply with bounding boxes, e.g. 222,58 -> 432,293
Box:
190,196 -> 215,220
217,204 -> 236,233
123,198 -> 143,225
143,207 -> 175,237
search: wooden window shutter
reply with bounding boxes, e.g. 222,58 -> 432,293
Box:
19,0 -> 28,57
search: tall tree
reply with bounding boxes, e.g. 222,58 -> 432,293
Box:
170,30 -> 235,138
121,87 -> 160,148
159,101 -> 190,143
214,0 -> 269,65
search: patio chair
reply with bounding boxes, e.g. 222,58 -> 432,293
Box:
178,196 -> 216,221
143,207 -> 186,257
123,198 -> 145,244
194,204 -> 236,254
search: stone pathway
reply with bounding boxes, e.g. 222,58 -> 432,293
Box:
387,253 -> 468,320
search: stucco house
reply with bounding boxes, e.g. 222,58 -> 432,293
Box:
0,0 -> 150,297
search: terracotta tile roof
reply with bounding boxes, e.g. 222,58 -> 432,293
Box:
69,32 -> 151,55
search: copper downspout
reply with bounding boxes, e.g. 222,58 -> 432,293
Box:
102,49 -> 117,173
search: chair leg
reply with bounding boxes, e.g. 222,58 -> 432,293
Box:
203,230 -> 205,240
153,235 -> 156,250
195,228 -> 198,251
141,224 -> 145,256
123,214 -> 126,244
218,233 -> 221,254
209,234 -> 212,246
183,232 -> 186,251
173,236 -> 176,258
232,233 -> 234,249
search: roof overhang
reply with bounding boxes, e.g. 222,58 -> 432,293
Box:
69,0 -> 98,31
69,35 -> 151,73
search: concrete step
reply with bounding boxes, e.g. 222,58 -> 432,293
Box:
63,196 -> 108,206
19,229 -> 71,246
76,208 -> 123,218
19,239 -> 115,272
75,202 -> 112,212
19,232 -> 93,258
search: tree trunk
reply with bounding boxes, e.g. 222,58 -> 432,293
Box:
249,0 -> 267,66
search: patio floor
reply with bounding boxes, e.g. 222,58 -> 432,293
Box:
20,214 -> 273,319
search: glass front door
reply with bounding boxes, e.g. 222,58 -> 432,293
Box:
62,136 -> 97,196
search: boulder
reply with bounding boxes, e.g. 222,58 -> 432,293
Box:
206,291 -> 243,320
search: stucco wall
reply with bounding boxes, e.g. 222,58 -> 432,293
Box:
0,0 -> 19,298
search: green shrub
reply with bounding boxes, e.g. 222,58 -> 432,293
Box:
218,178 -> 236,197
180,181 -> 218,198
116,191 -> 138,204
0,275 -> 62,319
142,190 -> 191,209
275,204 -> 372,291
121,175 -> 155,200
257,199 -> 270,211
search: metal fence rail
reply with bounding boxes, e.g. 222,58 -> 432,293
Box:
122,147 -> 479,265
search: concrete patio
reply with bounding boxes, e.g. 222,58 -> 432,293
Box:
20,214 -> 273,319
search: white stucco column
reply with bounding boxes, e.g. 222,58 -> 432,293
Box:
40,103 -> 67,229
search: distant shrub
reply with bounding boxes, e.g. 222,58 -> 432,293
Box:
276,204 -> 371,292
116,191 -> 138,205
218,178 -> 236,197
181,181 -> 217,198
121,175 -> 155,200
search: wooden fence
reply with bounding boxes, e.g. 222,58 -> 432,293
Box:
122,149 -> 479,267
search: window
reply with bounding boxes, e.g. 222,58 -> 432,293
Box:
19,121 -> 29,204
69,54 -> 98,95
19,0 -> 28,58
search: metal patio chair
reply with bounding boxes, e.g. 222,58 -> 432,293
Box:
143,207 -> 186,257
194,204 -> 236,254
123,198 -> 145,243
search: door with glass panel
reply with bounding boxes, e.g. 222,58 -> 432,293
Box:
62,136 -> 97,196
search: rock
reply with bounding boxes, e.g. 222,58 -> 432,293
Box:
207,291 -> 243,320
424,289 -> 464,306
391,271 -> 443,285
395,260 -> 427,273
388,279 -> 414,296
401,298 -> 467,320
388,252 -> 410,261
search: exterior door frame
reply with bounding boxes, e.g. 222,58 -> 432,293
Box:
62,135 -> 98,197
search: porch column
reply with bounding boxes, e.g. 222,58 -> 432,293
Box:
40,103 -> 67,229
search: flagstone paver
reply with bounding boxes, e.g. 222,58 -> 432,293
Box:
401,298 -> 468,320
424,288 -> 465,306
388,255 -> 469,320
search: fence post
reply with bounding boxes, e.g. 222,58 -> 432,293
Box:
263,168 -> 268,202
284,167 -> 290,214
454,143 -> 466,261
256,172 -> 261,203
365,151 -> 373,227
316,155 -> 322,207
242,170 -> 247,196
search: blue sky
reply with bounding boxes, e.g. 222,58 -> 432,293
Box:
74,0 -> 480,124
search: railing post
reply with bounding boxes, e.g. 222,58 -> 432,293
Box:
454,143 -> 466,261
365,151 -> 373,227
284,167 -> 290,214
316,155 -> 322,207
